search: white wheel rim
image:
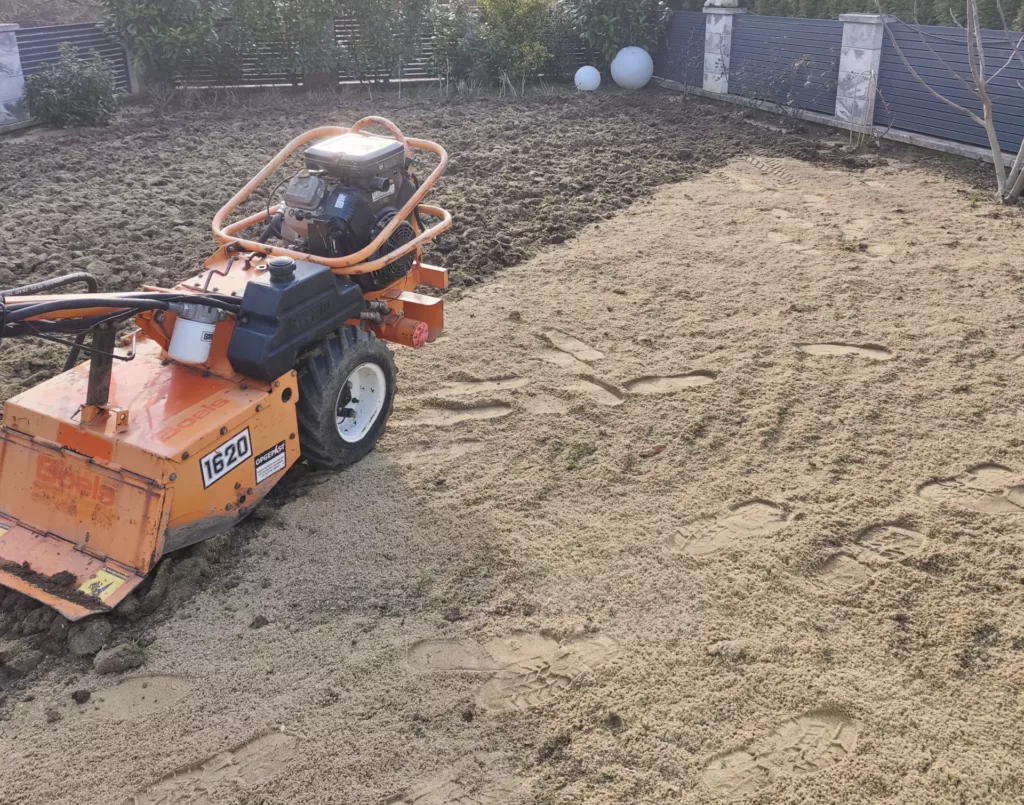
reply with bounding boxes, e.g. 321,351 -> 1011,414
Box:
335,362 -> 387,443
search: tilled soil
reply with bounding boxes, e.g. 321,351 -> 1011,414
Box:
1,85 -> 984,408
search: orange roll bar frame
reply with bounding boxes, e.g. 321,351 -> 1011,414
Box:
211,117 -> 452,277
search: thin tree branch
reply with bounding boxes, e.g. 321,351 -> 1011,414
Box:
985,35 -> 1024,84
995,0 -> 1024,72
996,0 -> 1024,196
899,19 -> 978,96
879,0 -> 1016,200
877,11 -> 985,126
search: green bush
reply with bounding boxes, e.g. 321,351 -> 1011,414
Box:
100,0 -> 225,85
342,0 -> 427,82
543,4 -> 587,79
232,0 -> 341,83
429,0 -> 482,79
23,44 -> 118,127
560,0 -> 670,70
479,0 -> 554,87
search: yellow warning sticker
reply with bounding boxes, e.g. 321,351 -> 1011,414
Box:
78,568 -> 130,602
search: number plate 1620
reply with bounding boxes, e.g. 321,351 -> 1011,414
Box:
200,428 -> 252,488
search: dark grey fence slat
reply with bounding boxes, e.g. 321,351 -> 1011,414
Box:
655,11 -> 706,87
875,22 -> 1024,152
15,23 -> 131,93
728,14 -> 842,115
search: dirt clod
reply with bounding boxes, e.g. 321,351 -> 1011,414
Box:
47,615 -> 69,642
67,618 -> 112,657
0,640 -> 23,664
249,615 -> 270,630
6,648 -> 43,677
442,606 -> 464,622
71,689 -> 91,705
45,708 -> 61,723
93,644 -> 146,675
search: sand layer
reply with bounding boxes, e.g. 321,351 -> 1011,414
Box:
2,150 -> 1024,803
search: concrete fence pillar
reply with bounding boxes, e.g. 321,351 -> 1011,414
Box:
0,23 -> 26,124
125,52 -> 142,96
702,5 -> 745,95
835,13 -> 887,132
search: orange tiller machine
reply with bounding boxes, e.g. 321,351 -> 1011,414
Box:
0,117 -> 452,620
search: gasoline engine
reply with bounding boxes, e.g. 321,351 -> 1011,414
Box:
262,132 -> 421,291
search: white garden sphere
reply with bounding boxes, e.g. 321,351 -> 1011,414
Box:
574,65 -> 601,92
610,46 -> 654,90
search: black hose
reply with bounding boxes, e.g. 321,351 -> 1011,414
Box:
3,293 -> 240,325
7,312 -> 134,337
3,297 -> 175,324
403,170 -> 428,233
257,211 -> 284,244
266,173 -> 296,231
1,272 -> 99,297
63,333 -> 88,371
4,275 -> 101,371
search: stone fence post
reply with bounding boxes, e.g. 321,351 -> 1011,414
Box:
702,3 -> 746,95
835,14 -> 888,132
0,24 -> 26,124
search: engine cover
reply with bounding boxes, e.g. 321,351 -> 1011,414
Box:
303,133 -> 407,180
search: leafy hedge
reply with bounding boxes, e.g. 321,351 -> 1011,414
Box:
23,43 -> 119,127
560,0 -> 670,69
98,0 -> 676,89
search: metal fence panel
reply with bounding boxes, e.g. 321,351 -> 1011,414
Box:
15,23 -> 131,93
875,22 -> 1024,152
655,11 -> 706,86
729,15 -> 842,115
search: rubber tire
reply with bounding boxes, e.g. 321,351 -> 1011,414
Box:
296,326 -> 396,470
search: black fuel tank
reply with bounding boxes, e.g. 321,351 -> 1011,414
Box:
227,258 -> 364,381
